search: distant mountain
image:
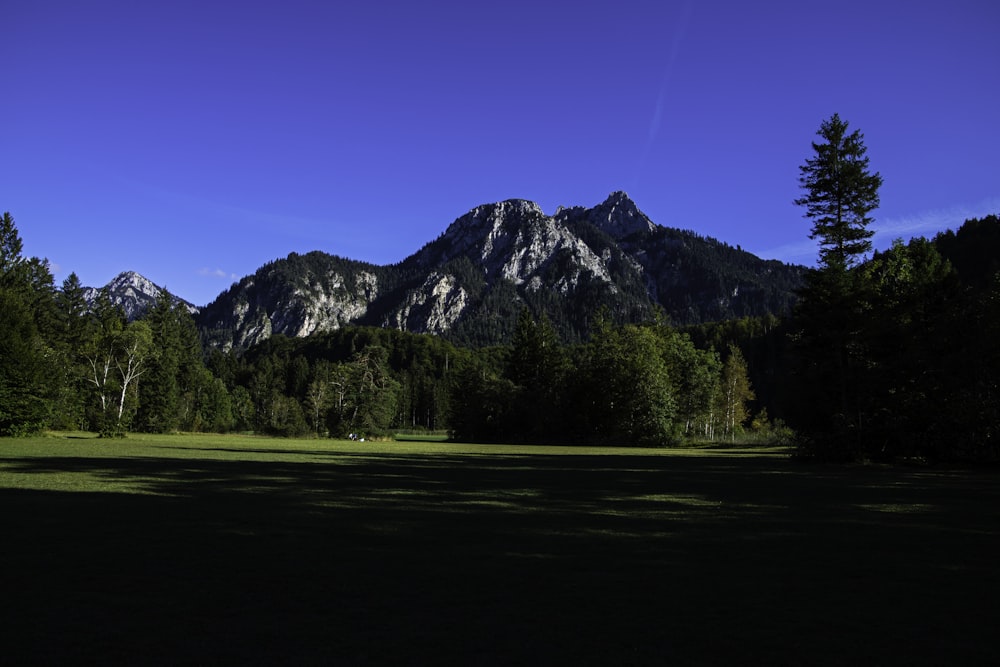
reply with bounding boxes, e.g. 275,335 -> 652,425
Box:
197,192 -> 805,351
83,271 -> 197,320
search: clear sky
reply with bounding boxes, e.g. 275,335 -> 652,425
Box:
3,0 -> 998,306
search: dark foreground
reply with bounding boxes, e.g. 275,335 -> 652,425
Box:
3,442 -> 998,665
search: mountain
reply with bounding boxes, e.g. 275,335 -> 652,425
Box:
198,253 -> 395,350
197,192 -> 805,351
83,271 -> 197,320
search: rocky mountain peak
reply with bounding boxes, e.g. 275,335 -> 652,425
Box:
417,198 -> 547,268
82,271 -> 197,320
460,199 -> 545,232
107,271 -> 162,295
586,191 -> 656,239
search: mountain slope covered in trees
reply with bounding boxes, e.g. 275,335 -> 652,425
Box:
196,192 -> 805,350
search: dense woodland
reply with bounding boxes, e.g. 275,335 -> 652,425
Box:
2,116 -> 998,461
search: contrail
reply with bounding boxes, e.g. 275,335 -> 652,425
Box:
633,0 -> 693,188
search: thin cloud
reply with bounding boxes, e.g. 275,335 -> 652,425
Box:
752,239 -> 819,266
198,268 -> 239,280
872,197 -> 1000,243
754,196 -> 1000,265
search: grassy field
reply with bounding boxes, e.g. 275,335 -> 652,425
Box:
2,432 -> 998,665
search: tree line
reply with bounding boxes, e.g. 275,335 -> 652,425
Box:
448,309 -> 756,445
201,308 -> 758,446
3,112 -> 998,461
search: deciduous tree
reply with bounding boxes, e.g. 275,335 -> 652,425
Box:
715,345 -> 755,441
85,319 -> 154,437
582,322 -> 678,446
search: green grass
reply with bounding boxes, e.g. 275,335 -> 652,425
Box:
393,431 -> 451,442
2,432 -> 998,665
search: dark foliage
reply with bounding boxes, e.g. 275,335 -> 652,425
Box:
788,216 -> 1000,462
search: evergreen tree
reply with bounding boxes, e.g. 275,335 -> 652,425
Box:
173,301 -> 209,430
0,211 -> 25,284
50,273 -> 95,429
794,113 -> 882,273
55,273 -> 93,349
0,289 -> 59,435
791,114 -> 883,459
0,213 -> 60,435
135,291 -> 181,432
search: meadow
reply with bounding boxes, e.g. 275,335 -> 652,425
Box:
2,432 -> 998,665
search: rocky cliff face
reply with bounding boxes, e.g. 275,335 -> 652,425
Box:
197,252 -> 390,351
388,271 -> 469,335
410,198 -> 618,292
194,192 -> 805,350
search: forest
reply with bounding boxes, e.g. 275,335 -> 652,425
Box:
3,207 -> 997,461
2,115 -> 998,462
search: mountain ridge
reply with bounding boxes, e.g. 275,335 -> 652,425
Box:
193,192 -> 805,350
82,193 -> 805,349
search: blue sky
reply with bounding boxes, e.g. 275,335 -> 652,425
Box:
2,0 -> 998,306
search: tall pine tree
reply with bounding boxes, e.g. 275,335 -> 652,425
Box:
791,114 -> 884,459
794,113 -> 882,273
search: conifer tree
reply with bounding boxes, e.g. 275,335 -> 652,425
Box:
0,211 -> 24,284
0,289 -> 58,435
0,212 -> 60,434
50,273 -> 95,429
791,114 -> 883,458
795,113 -> 883,273
136,291 -> 181,432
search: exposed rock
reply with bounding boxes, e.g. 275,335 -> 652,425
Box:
82,271 -> 197,320
189,193 -> 804,350
583,190 -> 657,238
390,272 -> 469,334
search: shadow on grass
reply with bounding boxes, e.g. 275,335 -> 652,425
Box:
2,449 -> 999,665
